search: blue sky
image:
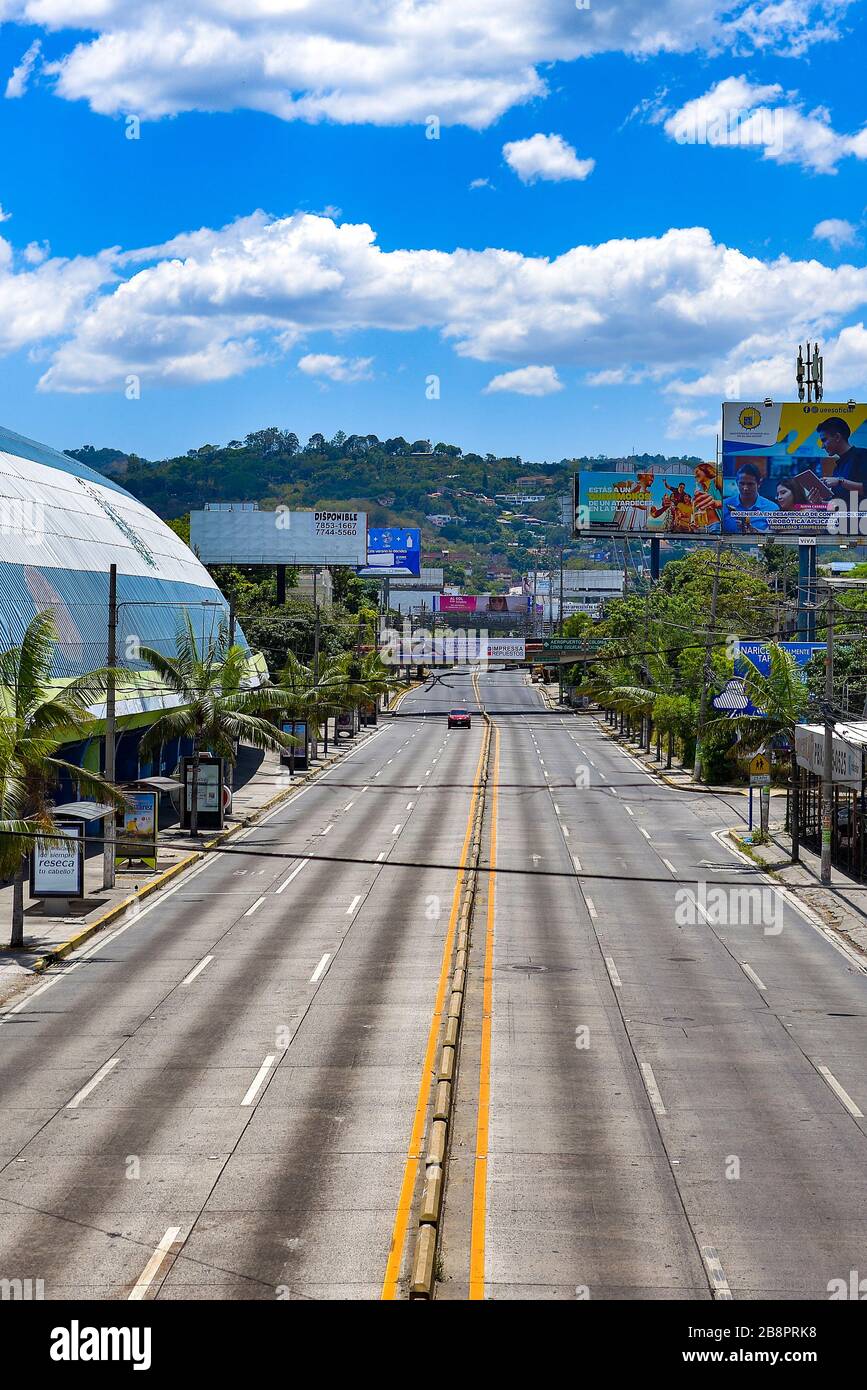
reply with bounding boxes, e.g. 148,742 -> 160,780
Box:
1,1 -> 866,464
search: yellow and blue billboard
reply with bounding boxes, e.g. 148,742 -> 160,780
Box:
721,401 -> 867,537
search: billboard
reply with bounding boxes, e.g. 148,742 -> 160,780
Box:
30,822 -> 84,899
435,594 -> 533,614
574,466 -> 723,536
721,402 -> 867,538
380,633 -> 526,665
733,639 -> 825,716
357,527 -> 421,577
190,507 -> 368,565
115,790 -> 157,869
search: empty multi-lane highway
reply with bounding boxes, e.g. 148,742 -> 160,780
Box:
2,669 -> 867,1301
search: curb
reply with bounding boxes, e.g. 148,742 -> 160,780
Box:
25,709 -> 403,975
408,683 -> 492,1300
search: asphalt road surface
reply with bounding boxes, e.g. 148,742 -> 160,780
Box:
449,669 -> 867,1301
2,668 -> 867,1301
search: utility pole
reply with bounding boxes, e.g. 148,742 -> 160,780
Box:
821,588 -> 834,884
312,601 -> 321,758
103,563 -> 117,890
693,536 -> 724,783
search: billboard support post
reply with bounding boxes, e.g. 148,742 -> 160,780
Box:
693,535 -> 724,784
821,590 -> 834,885
798,543 -> 817,641
650,538 -> 661,582
102,563 -> 117,892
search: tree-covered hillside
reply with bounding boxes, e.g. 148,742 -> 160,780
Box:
68,430 -> 702,582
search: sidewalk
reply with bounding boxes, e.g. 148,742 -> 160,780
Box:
0,719 -> 390,1007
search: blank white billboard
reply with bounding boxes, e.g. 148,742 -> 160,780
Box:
190,508 -> 368,565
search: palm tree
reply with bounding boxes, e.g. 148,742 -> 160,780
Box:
0,611 -> 128,948
707,643 -> 809,856
138,616 -> 295,835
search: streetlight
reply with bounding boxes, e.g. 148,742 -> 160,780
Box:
103,583 -> 223,889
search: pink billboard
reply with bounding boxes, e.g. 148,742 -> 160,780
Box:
437,595 -> 478,612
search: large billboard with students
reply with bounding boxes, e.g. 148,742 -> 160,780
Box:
721,402 -> 867,538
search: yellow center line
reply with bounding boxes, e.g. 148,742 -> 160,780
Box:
380,713 -> 489,1300
469,720 -> 499,1301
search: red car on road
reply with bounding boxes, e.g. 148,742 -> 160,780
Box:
447,709 -> 472,729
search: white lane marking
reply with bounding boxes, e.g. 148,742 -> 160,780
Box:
817,1065 -> 864,1118
639,826 -> 652,840
181,955 -> 213,986
610,787 -> 618,796
0,721 -> 402,1023
346,894 -> 361,915
640,1062 -> 667,1116
604,955 -> 622,989
242,1055 -> 277,1107
554,804 -> 561,815
563,826 -> 570,838
67,1057 -> 119,1109
572,853 -> 582,872
700,1247 -> 733,1301
624,806 -> 634,816
741,962 -> 766,991
586,897 -> 597,919
374,771 -> 382,777
588,758 -> 596,768
416,784 -> 422,791
406,801 -> 414,810
244,896 -> 266,917
662,858 -> 678,876
320,823 -> 333,836
343,801 -> 355,812
128,1227 -> 182,1302
377,851 -> 387,861
543,771 -> 550,779
425,770 -> 431,777
711,829 -> 867,979
276,860 -> 308,894
310,953 -> 331,982
598,771 -> 606,780
392,823 -> 402,834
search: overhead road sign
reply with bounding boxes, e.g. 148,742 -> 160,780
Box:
380,635 -> 525,665
190,506 -> 368,565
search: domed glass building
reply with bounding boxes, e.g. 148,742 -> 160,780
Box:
0,423 -> 260,786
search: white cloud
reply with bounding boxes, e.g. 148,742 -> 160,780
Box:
469,178 -> 492,190
0,1 -> 851,127
5,39 -> 41,100
484,365 -> 563,396
0,205 -> 11,223
664,75 -> 867,174
23,240 -> 50,265
813,218 -> 860,251
0,208 -> 861,402
0,236 -> 116,357
666,405 -> 718,438
503,133 -> 594,184
297,352 -> 373,382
